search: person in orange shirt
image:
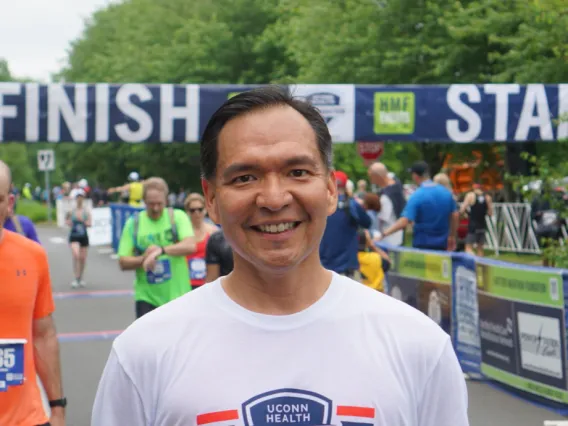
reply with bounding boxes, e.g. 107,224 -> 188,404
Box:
0,160 -> 66,426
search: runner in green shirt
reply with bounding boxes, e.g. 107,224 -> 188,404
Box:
117,177 -> 196,318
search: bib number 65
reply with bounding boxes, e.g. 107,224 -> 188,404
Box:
0,348 -> 16,369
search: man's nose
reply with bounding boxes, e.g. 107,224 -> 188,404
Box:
256,175 -> 293,211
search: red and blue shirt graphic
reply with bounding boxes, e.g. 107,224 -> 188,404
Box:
197,389 -> 375,426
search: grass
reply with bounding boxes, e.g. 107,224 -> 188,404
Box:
15,200 -> 49,224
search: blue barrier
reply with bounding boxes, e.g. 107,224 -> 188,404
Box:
382,244 -> 568,407
110,203 -> 143,252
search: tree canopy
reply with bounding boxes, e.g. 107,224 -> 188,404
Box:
1,0 -> 566,190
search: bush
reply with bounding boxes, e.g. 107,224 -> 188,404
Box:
15,200 -> 49,223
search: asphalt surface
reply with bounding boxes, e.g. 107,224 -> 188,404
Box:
36,225 -> 568,426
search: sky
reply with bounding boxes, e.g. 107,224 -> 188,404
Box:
0,0 -> 117,82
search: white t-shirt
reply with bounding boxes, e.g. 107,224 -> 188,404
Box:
378,194 -> 404,246
92,274 -> 469,426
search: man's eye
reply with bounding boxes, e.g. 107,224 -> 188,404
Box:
233,175 -> 255,184
290,170 -> 308,177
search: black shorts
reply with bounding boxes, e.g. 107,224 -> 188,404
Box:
466,229 -> 486,245
69,236 -> 89,247
135,300 -> 158,319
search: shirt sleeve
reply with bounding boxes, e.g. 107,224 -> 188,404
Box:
92,347 -> 149,426
206,233 -> 221,264
401,192 -> 419,222
349,199 -> 372,228
118,217 -> 135,257
26,222 -> 41,244
174,209 -> 194,240
33,247 -> 55,319
417,339 -> 469,426
378,195 -> 393,223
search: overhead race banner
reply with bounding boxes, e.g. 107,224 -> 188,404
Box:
475,258 -> 568,403
0,83 -> 566,143
386,248 -> 453,335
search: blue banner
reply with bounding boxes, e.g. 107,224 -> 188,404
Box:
110,203 -> 143,252
452,253 -> 482,378
1,83 -> 566,143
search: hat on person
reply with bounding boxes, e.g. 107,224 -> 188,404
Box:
408,161 -> 429,177
335,171 -> 348,188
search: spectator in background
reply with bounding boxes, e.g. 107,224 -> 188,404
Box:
357,227 -> 391,292
434,173 -> 457,201
460,182 -> 493,257
22,183 -> 32,200
367,162 -> 406,246
184,193 -> 219,289
378,161 -> 459,251
356,179 -> 367,198
4,204 -> 41,244
361,192 -> 381,236
531,187 -> 566,267
205,229 -> 234,283
320,170 -> 371,280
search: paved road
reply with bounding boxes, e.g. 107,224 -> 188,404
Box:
37,225 -> 567,426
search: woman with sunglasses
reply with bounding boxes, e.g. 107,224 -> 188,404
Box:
184,193 -> 218,289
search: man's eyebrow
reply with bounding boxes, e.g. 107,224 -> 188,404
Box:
222,155 -> 319,180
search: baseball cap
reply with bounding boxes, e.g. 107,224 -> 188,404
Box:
335,171 -> 348,188
408,161 -> 429,177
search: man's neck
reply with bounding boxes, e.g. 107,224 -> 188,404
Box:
222,254 -> 333,316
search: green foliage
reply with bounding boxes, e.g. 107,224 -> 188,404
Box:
15,200 -> 48,223
0,0 -> 566,193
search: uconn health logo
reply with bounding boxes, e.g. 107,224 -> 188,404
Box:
242,389 -> 332,426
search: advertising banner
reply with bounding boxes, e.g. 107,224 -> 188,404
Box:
288,84 -> 355,143
452,253 -> 482,377
476,258 -> 568,403
1,83 -> 566,143
110,203 -> 143,252
386,247 -> 453,335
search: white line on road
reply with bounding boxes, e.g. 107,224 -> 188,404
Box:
544,422 -> 568,426
48,237 -> 67,244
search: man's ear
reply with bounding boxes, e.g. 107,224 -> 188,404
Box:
202,178 -> 219,224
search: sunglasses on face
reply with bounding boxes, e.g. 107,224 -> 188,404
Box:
188,207 -> 204,213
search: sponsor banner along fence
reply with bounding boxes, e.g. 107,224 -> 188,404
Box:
383,245 -> 568,406
1,83 -> 566,143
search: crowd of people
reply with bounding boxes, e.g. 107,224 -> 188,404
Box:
0,87 -> 472,425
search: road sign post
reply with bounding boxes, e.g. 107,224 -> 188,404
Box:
37,150 -> 55,224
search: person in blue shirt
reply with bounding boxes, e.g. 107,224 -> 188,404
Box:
3,209 -> 41,244
378,161 -> 458,251
320,170 -> 372,279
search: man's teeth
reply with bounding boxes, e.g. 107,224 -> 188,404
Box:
258,222 -> 296,234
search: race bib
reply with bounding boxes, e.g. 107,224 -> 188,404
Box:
146,259 -> 172,285
189,258 -> 207,280
0,339 -> 26,392
72,222 -> 86,237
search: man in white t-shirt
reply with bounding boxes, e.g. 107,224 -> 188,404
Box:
368,162 -> 406,246
92,87 -> 469,426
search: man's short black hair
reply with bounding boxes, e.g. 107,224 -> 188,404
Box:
200,86 -> 333,180
408,161 -> 430,178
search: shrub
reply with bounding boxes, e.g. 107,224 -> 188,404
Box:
15,200 -> 49,223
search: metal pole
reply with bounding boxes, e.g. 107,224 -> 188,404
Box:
45,170 -> 51,224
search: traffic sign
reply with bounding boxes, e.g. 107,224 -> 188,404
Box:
37,150 -> 55,171
357,141 -> 384,162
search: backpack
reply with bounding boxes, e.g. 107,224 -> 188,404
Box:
132,208 -> 179,255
